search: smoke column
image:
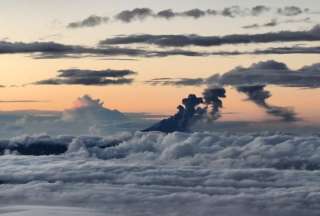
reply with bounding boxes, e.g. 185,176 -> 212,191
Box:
143,87 -> 226,133
237,85 -> 298,122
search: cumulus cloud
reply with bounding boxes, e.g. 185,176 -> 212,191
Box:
62,95 -> 127,122
1,132 -> 320,215
67,15 -> 109,28
0,95 -> 154,137
100,24 -> 320,47
34,68 -> 136,86
210,60 -> 320,88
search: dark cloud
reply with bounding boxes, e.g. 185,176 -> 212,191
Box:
277,6 -> 304,16
181,9 -> 206,18
156,9 -> 176,19
243,17 -> 311,29
252,45 -> 320,55
100,24 -> 320,47
251,5 -> 271,16
34,68 -> 136,86
67,15 -> 109,28
221,6 -> 243,17
145,78 -> 205,86
237,85 -> 298,122
0,40 -> 212,58
210,60 -> 320,88
115,8 -> 153,22
66,5 -> 309,28
2,39 -> 320,60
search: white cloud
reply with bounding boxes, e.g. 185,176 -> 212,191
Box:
0,131 -> 320,215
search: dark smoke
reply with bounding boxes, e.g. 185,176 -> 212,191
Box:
203,88 -> 226,121
237,85 -> 298,122
143,87 -> 226,133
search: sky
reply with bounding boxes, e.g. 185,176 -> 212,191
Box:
1,0 -> 320,127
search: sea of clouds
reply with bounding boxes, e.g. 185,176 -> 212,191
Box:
0,131 -> 320,215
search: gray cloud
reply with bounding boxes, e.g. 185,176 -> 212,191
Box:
115,8 -> 153,23
211,60 -> 320,88
67,15 -> 109,28
145,78 -> 205,86
66,6 -> 309,28
2,39 -> 320,60
243,17 -> 311,29
156,9 -> 177,19
251,5 -> 271,16
145,59 -> 320,88
181,9 -> 206,18
34,68 -> 137,86
277,6 -> 305,16
100,24 -> 320,47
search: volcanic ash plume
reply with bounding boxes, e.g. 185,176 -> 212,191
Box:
237,85 -> 298,122
203,87 -> 226,120
143,87 -> 226,133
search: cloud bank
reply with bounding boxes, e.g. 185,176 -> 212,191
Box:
66,6 -> 310,28
100,25 -> 320,47
1,132 -> 320,215
211,60 -> 320,88
34,68 -> 136,86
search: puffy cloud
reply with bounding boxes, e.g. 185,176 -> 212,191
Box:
1,132 -> 320,215
156,9 -> 176,19
100,25 -> 320,47
251,5 -> 271,16
0,95 -> 154,137
115,8 -> 153,22
180,9 -> 206,18
67,15 -> 109,28
62,95 -> 127,122
278,6 -> 304,16
34,68 -> 136,86
210,60 -> 320,88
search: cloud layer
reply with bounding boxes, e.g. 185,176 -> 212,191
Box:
211,60 -> 320,88
34,68 -> 136,86
100,24 -> 320,47
1,132 -> 320,215
66,6 -> 310,28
